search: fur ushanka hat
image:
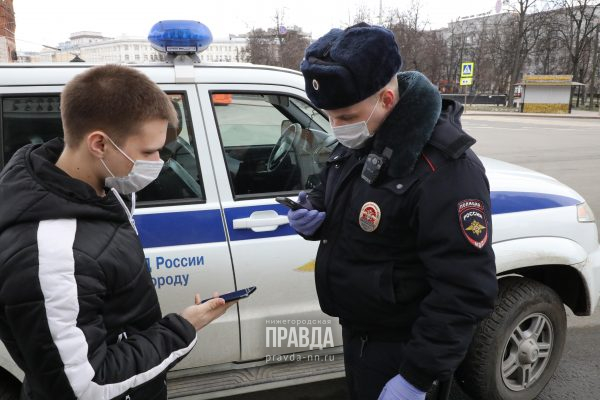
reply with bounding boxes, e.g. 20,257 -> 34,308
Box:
300,22 -> 402,110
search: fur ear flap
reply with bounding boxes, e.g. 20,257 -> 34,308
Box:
372,72 -> 442,178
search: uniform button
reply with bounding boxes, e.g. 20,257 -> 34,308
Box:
396,183 -> 403,189
322,239 -> 328,244
334,164 -> 340,169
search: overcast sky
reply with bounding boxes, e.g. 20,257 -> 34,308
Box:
13,0 -> 502,51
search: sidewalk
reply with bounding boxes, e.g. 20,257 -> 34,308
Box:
464,108 -> 600,119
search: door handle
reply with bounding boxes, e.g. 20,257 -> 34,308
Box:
233,210 -> 289,232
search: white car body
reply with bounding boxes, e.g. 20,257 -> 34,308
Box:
0,60 -> 598,399
486,157 -> 600,309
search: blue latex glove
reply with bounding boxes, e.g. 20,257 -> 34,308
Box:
378,375 -> 426,400
287,191 -> 325,236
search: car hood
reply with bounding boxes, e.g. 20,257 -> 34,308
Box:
481,157 -> 584,215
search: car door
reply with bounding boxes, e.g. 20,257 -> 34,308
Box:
135,85 -> 239,369
0,85 -> 240,369
197,83 -> 343,361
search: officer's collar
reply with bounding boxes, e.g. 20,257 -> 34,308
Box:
370,71 -> 442,178
428,99 -> 476,159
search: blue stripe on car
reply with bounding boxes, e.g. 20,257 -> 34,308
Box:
491,191 -> 580,215
134,209 -> 225,248
135,192 -> 582,247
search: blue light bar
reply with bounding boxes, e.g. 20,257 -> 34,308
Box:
148,20 -> 213,54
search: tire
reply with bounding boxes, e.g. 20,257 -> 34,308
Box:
0,369 -> 20,400
456,277 -> 566,400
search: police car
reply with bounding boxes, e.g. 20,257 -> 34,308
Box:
0,21 -> 598,400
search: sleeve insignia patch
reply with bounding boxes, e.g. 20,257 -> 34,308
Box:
458,199 -> 489,249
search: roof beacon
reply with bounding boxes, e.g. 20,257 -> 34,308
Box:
148,20 -> 213,64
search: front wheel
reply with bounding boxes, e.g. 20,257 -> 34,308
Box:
456,277 -> 566,400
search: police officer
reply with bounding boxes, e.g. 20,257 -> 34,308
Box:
289,23 -> 498,400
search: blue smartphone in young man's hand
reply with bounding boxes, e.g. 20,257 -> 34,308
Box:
201,286 -> 257,304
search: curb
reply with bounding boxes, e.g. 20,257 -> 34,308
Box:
463,112 -> 600,120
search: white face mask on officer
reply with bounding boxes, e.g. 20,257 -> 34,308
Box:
100,135 -> 164,195
330,96 -> 380,149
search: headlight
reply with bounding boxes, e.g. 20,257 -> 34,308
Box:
577,202 -> 596,223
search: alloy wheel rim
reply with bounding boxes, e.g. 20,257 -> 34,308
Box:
501,313 -> 554,391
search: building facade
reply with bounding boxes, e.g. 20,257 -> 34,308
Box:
19,30 -> 248,64
0,0 -> 16,62
201,35 -> 248,63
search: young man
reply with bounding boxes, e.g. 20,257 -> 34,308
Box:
0,65 -> 232,400
290,23 -> 498,399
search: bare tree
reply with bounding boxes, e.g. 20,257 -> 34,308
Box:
488,18 -> 517,95
419,30 -> 447,86
503,0 -> 547,107
531,14 -> 563,74
588,27 -> 599,109
241,10 -> 310,71
442,19 -> 469,93
550,0 -> 600,106
279,30 -> 311,70
351,5 -> 374,25
387,0 -> 430,72
242,28 -> 278,66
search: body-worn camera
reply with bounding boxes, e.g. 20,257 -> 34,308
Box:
361,148 -> 393,184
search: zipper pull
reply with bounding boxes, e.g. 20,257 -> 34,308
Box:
359,335 -> 368,358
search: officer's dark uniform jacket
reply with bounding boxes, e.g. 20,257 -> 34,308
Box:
306,72 -> 498,391
0,138 -> 197,400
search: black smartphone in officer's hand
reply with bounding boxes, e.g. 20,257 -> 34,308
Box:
201,286 -> 257,304
276,196 -> 305,211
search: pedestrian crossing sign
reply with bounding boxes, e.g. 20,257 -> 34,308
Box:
461,62 -> 474,78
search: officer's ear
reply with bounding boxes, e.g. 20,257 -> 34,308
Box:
380,88 -> 397,110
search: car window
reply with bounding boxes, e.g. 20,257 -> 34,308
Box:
211,92 -> 336,199
0,93 -> 205,204
1,97 -> 64,165
136,93 -> 205,204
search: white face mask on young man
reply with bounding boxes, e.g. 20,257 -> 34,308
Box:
100,135 -> 164,195
330,96 -> 380,149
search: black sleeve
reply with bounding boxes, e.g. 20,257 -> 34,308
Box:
398,156 -> 498,391
2,245 -> 197,400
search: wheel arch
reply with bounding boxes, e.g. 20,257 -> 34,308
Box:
494,236 -> 591,315
497,265 -> 589,316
